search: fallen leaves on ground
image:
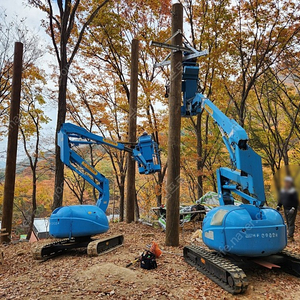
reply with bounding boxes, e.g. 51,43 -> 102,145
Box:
1,216 -> 300,299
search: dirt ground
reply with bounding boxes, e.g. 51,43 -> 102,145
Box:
1,214 -> 300,300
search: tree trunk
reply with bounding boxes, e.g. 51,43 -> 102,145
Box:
26,173 -> 37,240
283,145 -> 289,167
156,187 -> 162,207
156,164 -> 167,207
125,39 -> 139,223
196,113 -> 203,198
52,70 -> 68,210
119,179 -> 125,222
134,192 -> 140,221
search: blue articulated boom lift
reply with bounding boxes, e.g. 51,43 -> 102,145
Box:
32,123 -> 161,259
181,57 -> 300,294
151,37 -> 300,294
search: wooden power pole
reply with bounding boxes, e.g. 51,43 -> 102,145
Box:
165,3 -> 183,246
126,39 -> 139,223
1,42 -> 23,243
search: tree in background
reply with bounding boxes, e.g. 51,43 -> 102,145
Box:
249,69 -> 300,172
64,0 -> 171,219
0,12 -> 51,236
182,0 -> 232,198
66,63 -> 129,220
19,65 -> 50,239
28,0 -> 109,210
222,0 -> 300,127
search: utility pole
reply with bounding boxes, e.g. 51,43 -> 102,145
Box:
165,3 -> 183,246
1,42 -> 23,243
126,39 -> 139,223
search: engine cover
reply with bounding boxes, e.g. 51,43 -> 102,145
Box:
49,205 -> 109,238
202,204 -> 287,257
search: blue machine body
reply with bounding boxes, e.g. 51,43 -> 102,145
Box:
180,60 -> 287,256
50,205 -> 109,238
50,123 -> 161,238
202,205 -> 286,257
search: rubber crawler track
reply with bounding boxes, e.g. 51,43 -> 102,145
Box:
183,245 -> 248,294
87,235 -> 124,256
32,238 -> 71,260
280,249 -> 300,261
278,249 -> 300,277
32,235 -> 124,260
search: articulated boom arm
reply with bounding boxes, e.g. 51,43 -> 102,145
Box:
181,62 -> 265,207
58,123 -> 161,212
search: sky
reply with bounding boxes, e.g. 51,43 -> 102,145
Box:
0,0 -> 57,166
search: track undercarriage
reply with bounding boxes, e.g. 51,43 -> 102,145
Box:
184,245 -> 300,294
32,234 -> 124,260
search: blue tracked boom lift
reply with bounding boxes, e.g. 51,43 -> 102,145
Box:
151,37 -> 300,294
180,61 -> 286,256
32,123 -> 161,259
180,58 -> 300,294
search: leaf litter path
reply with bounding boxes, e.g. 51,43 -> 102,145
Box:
1,217 -> 300,300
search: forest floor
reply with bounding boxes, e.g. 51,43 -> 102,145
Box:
1,213 -> 300,300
